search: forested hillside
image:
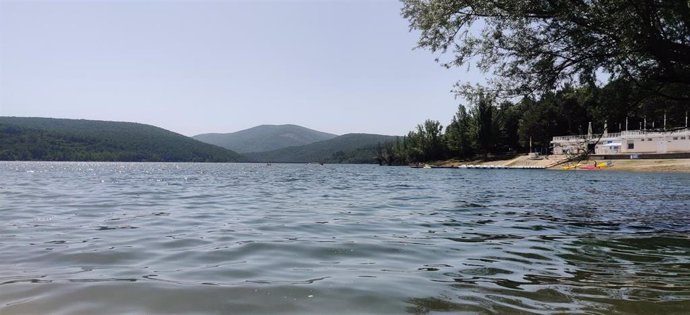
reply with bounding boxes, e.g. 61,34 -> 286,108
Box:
245,133 -> 397,163
194,124 -> 337,153
0,117 -> 245,162
385,80 -> 688,165
395,0 -> 689,164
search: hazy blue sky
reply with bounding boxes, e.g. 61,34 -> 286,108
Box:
0,0 -> 482,136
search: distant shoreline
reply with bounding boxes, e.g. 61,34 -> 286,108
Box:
3,158 -> 690,173
433,155 -> 690,173
560,158 -> 690,173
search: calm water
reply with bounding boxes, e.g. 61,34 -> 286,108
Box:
1,162 -> 689,314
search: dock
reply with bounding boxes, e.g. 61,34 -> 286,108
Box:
456,164 -> 545,169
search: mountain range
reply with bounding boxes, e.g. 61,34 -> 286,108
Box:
0,117 -> 398,163
193,124 -> 336,153
0,117 -> 244,162
193,124 -> 398,163
243,133 -> 397,163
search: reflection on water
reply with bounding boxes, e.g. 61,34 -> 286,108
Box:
1,162 -> 689,314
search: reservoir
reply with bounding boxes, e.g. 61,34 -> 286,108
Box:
1,162 -> 689,314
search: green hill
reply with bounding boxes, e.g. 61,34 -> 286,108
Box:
245,133 -> 398,163
193,124 -> 337,153
0,117 -> 245,162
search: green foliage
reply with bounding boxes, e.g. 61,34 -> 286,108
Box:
244,133 -> 398,163
391,79 -> 689,163
0,117 -> 245,162
446,105 -> 473,157
395,120 -> 446,163
397,1 -> 689,163
194,124 -> 337,153
472,96 -> 494,157
402,0 -> 690,101
494,100 -> 521,153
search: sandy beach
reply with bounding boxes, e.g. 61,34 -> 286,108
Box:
436,155 -> 690,173
561,158 -> 690,173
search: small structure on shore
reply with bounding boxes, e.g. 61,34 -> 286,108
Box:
552,127 -> 690,156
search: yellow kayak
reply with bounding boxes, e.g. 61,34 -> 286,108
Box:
561,161 -> 611,170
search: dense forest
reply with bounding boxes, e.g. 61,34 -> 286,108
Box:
378,80 -> 688,165
386,0 -> 689,165
194,124 -> 336,153
402,0 -> 689,102
245,133 -> 397,164
0,117 -> 397,164
0,117 -> 245,162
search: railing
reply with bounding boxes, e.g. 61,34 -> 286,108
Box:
552,128 -> 689,142
552,135 -> 588,141
619,129 -> 690,137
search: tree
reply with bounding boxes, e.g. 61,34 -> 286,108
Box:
374,142 -> 397,165
446,105 -> 474,158
393,137 -> 410,164
494,100 -> 522,153
422,119 -> 445,160
472,96 -> 494,158
517,96 -> 558,153
400,119 -> 446,162
402,0 -> 690,101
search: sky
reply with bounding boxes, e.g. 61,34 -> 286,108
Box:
0,0 -> 483,136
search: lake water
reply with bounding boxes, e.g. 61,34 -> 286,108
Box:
1,162 -> 689,314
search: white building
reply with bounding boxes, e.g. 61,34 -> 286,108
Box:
551,128 -> 690,156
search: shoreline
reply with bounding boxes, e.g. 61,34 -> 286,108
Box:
433,155 -> 690,173
558,158 -> 690,173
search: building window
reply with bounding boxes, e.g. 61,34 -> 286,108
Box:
648,138 -> 652,141
641,139 -> 645,141
673,137 -> 679,140
628,142 -> 634,149
682,137 -> 687,140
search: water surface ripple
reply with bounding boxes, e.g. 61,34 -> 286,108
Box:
1,162 -> 689,314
